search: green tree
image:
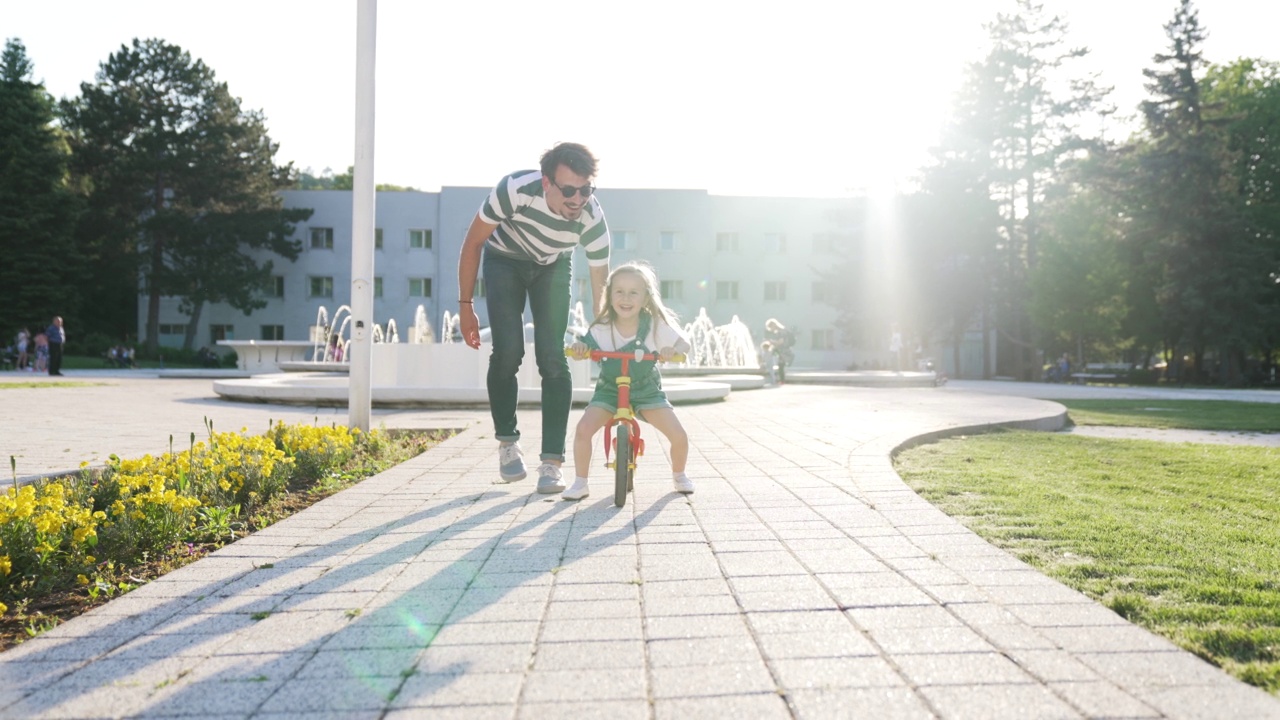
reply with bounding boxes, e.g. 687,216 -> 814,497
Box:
1126,0 -> 1262,383
294,165 -> 416,192
929,0 -> 1111,380
0,38 -> 82,336
1202,58 -> 1280,375
1027,185 -> 1129,365
61,38 -> 310,353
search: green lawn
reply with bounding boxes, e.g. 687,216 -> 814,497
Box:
1061,399 -> 1280,432
895,407 -> 1280,693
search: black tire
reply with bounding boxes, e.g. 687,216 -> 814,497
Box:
614,425 -> 631,508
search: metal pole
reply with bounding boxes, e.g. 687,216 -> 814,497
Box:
349,0 -> 376,430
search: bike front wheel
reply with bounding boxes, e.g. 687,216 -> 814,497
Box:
614,424 -> 631,508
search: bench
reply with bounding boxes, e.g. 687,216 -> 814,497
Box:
1071,363 -> 1133,384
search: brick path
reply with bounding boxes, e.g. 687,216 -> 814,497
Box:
0,374 -> 1277,718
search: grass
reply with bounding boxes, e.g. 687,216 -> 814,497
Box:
895,409 -> 1280,693
1059,399 -> 1280,432
0,381 -> 100,390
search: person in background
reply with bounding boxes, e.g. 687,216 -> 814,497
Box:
764,318 -> 795,384
15,328 -> 30,371
45,317 -> 65,376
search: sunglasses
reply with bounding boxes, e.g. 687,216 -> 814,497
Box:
550,180 -> 595,199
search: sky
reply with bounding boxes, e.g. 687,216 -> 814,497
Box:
6,0 -> 1278,198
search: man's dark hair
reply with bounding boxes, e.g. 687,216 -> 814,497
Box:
540,142 -> 597,179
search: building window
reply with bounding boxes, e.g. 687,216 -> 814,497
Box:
309,276 -> 334,298
375,228 -> 383,249
374,277 -> 383,298
660,280 -> 684,300
813,233 -> 853,253
715,281 -> 738,301
715,232 -> 739,252
269,276 -> 284,298
764,281 -> 787,301
763,233 -> 787,253
158,324 -> 186,336
812,281 -> 833,303
409,229 -> 432,249
812,328 -> 835,350
260,325 -> 284,341
409,278 -> 432,298
612,230 -> 633,251
309,227 -> 334,249
659,231 -> 678,251
210,324 -> 234,343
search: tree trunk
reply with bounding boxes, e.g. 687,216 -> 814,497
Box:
143,174 -> 166,355
182,299 -> 204,352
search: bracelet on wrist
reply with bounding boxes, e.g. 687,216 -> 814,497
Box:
458,300 -> 473,304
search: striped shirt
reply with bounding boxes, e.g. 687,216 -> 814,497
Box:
479,169 -> 611,267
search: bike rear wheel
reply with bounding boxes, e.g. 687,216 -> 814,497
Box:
614,425 -> 631,508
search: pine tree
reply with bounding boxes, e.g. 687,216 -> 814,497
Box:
1130,0 -> 1256,383
923,0 -> 1111,379
0,38 -> 82,337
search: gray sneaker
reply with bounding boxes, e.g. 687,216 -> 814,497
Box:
536,463 -> 566,494
498,442 -> 527,481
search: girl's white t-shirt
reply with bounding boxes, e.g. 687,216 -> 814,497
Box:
584,316 -> 690,353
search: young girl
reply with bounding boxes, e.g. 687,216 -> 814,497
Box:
563,262 -> 694,500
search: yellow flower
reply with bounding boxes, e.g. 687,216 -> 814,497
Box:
85,555 -> 96,564
0,555 -> 10,576
77,574 -> 89,585
0,602 -> 7,615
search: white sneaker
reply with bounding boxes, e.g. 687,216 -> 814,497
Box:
561,478 -> 590,501
673,474 -> 695,494
498,442 -> 527,481
536,463 -> 566,494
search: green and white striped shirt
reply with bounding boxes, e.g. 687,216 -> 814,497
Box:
479,169 -> 611,267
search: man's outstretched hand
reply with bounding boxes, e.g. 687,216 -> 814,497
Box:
460,307 -> 482,349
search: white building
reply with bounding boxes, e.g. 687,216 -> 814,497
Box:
144,187 -> 889,370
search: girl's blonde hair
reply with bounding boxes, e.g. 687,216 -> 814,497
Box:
593,261 -> 681,331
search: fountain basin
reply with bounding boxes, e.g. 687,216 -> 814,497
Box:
217,340 -> 315,373
212,372 -> 730,408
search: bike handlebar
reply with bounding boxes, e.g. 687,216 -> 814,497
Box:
565,347 -> 687,364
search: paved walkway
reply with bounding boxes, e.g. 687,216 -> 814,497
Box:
1,373 -> 1278,719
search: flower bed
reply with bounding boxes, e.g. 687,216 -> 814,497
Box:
0,419 -> 447,647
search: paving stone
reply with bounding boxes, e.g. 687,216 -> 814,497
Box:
771,656 -> 905,690
651,660 -> 776,698
652,692 -> 791,720
533,640 -> 644,670
647,634 -> 763,668
920,683 -> 1083,719
755,629 -> 878,660
787,686 -> 935,719
893,651 -> 1036,686
519,668 -> 647,703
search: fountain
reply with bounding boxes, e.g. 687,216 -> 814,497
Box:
410,306 -> 434,344
213,304 -> 762,406
678,309 -> 760,371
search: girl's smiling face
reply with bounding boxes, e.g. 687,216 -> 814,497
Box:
609,271 -> 647,321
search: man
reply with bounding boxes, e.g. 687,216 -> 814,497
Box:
46,316 -> 66,376
457,143 -> 610,493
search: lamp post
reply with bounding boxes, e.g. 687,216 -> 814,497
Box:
348,0 -> 377,430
